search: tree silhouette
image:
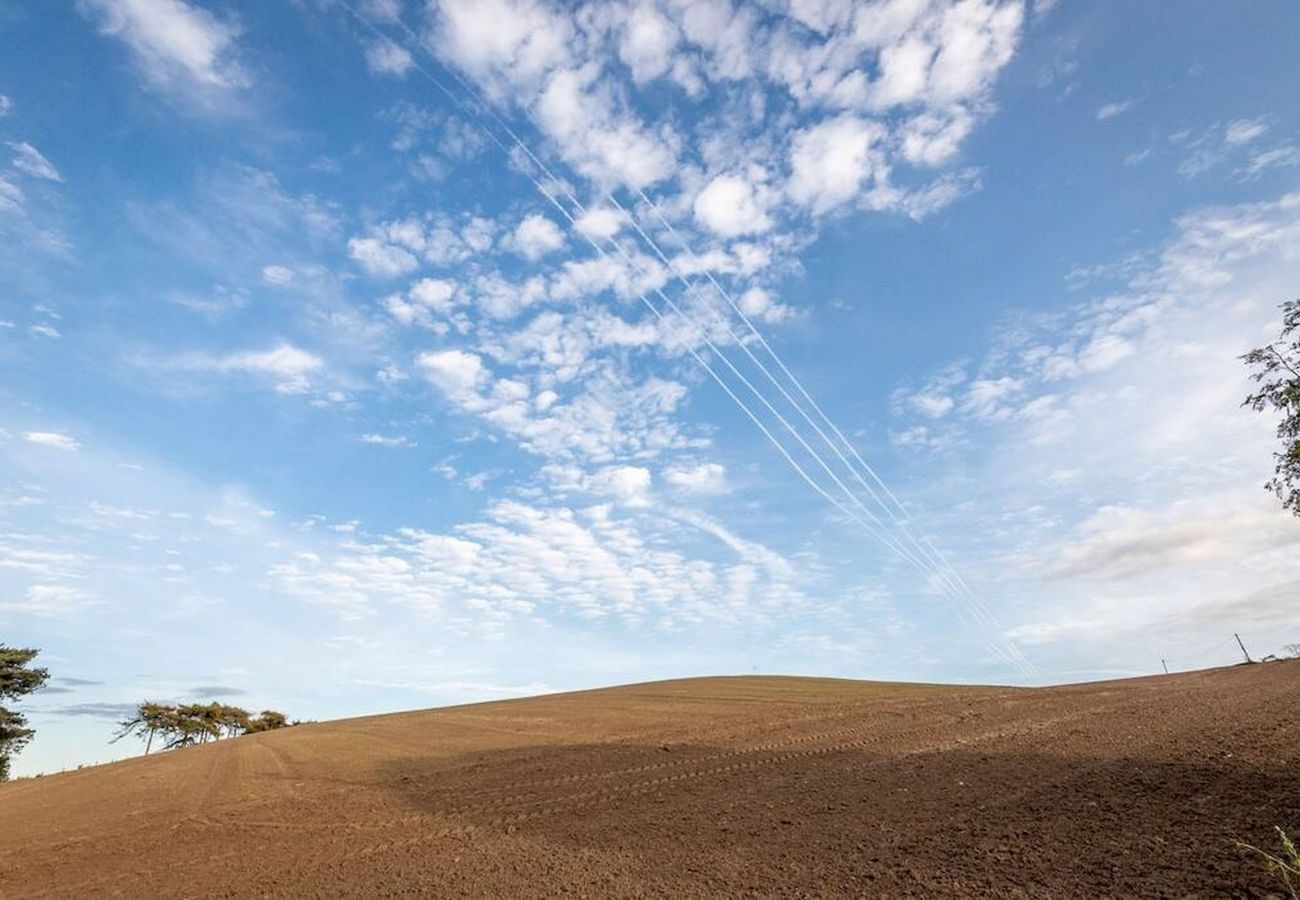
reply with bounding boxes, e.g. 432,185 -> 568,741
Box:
1243,299 -> 1300,516
217,704 -> 251,738
246,710 -> 289,733
113,701 -> 294,754
111,701 -> 173,754
0,646 -> 49,780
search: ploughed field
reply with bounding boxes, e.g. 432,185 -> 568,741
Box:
2,663 -> 1298,896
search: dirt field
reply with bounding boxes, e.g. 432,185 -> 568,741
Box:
2,662 -> 1298,896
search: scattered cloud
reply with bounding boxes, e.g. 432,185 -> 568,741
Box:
1,583 -> 97,616
268,496 -> 810,629
1224,118 -> 1267,146
171,343 -> 325,394
1176,119 -> 1276,179
511,213 -> 565,261
892,189 -> 1300,665
359,433 -> 417,449
0,174 -> 22,212
694,173 -> 772,237
663,462 -> 727,494
260,264 -> 293,284
1096,99 -> 1134,121
348,235 -> 419,278
1239,144 -> 1300,181
364,37 -> 413,77
788,115 -> 884,215
8,142 -> 62,182
78,0 -> 249,106
23,432 -> 81,453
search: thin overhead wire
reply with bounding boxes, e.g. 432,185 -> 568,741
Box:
617,191 -> 1033,674
334,0 -> 1035,677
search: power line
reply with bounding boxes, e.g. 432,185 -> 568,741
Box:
334,0 -> 1035,677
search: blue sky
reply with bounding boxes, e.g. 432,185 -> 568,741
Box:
3,0 -> 1299,775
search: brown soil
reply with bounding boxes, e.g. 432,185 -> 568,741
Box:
2,662 -> 1298,897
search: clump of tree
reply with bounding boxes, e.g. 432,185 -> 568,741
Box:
1243,299 -> 1300,516
113,702 -> 291,754
1,646 -> 49,780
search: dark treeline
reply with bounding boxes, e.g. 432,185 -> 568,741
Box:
113,702 -> 291,754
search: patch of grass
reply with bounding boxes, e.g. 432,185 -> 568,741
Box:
1237,827 -> 1300,898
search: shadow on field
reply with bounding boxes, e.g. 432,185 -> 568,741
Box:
377,742 -> 1300,896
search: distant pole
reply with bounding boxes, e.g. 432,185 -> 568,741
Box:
1235,633 -> 1254,664
1161,659 -> 1168,675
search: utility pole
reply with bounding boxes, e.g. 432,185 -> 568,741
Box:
1234,633 -> 1254,664
1161,659 -> 1168,675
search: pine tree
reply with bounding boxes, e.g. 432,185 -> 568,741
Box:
0,646 -> 50,780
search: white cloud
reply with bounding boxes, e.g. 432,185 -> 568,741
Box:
892,190 -> 1300,669
534,65 -> 678,189
359,0 -> 403,22
364,37 -> 414,77
417,325 -> 698,465
0,95 -> 10,117
693,173 -> 773,237
1041,502 -> 1300,582
618,1 -> 681,84
348,236 -> 419,278
618,0 -> 681,84
0,175 -> 22,212
927,0 -> 1023,103
1096,99 -> 1134,121
963,376 -> 1022,420
0,584 -> 96,617
898,109 -> 973,167
417,348 -> 489,406
736,287 -> 793,324
431,0 -> 573,97
512,213 -> 566,260
870,36 -> 933,108
663,462 -> 727,494
911,392 -> 955,418
24,432 -> 81,452
8,142 -> 62,182
29,324 -> 61,339
260,264 -> 293,284
268,497 -> 810,629
1239,144 -> 1300,180
350,214 -> 498,279
359,433 -> 417,449
422,0 -> 1025,227
573,205 -> 626,241
434,1 -> 679,188
386,277 -> 461,331
79,0 -> 248,100
1077,332 -> 1134,373
1177,120 -> 1275,179
586,464 -> 653,506
409,277 -> 458,312
174,343 -> 325,394
1224,118 -> 1267,146
788,115 -> 884,214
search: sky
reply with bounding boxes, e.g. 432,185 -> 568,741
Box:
2,0 -> 1299,776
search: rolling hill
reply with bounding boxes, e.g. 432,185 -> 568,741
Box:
2,662 -> 1298,895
